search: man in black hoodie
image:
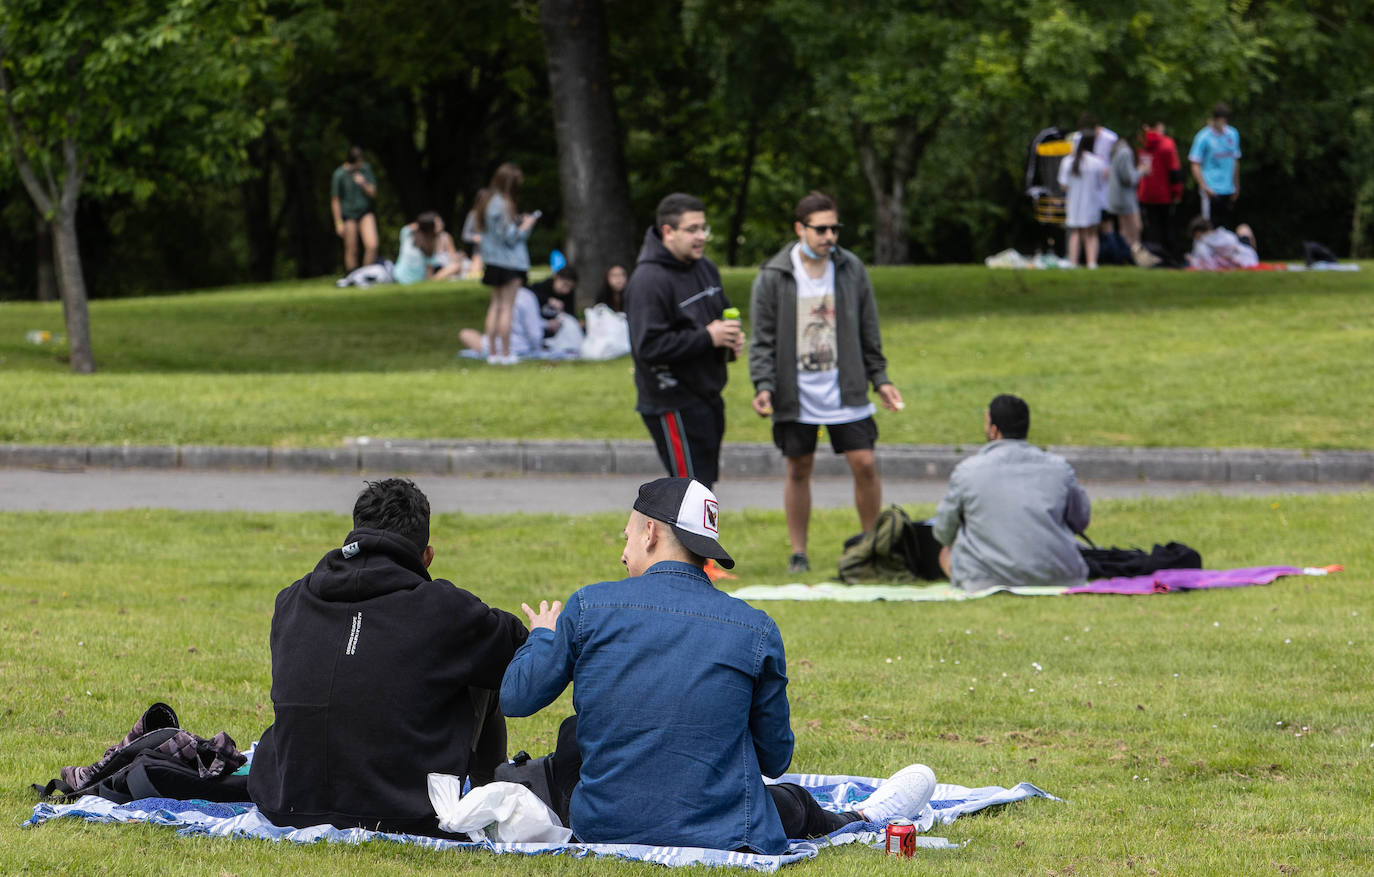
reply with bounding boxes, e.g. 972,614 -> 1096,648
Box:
626,193 -> 743,489
249,478 -> 528,838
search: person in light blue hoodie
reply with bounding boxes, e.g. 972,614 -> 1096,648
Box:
475,163 -> 541,364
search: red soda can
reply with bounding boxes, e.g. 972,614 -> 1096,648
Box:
884,819 -> 916,857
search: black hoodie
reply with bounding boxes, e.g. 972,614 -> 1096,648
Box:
248,527 -> 528,836
625,226 -> 734,414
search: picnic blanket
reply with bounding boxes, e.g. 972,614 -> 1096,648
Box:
24,774 -> 1057,872
730,565 -> 1339,602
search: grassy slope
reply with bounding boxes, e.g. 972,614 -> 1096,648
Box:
0,265 -> 1370,448
2,493 -> 1371,875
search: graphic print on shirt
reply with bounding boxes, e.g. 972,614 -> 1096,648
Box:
797,290 -> 837,372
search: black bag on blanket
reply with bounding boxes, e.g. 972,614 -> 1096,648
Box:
1078,539 -> 1202,579
837,506 -> 945,583
32,702 -> 248,804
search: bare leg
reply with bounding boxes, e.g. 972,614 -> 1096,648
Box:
784,454 -> 815,555
1084,227 -> 1100,268
1067,228 -> 1082,266
846,448 -> 880,532
359,214 -> 380,266
459,328 -> 486,352
342,219 -> 360,271
1121,211 -> 1142,248
492,279 -> 520,357
483,288 -> 501,353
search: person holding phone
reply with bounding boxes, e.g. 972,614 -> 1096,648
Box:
474,163 -> 540,365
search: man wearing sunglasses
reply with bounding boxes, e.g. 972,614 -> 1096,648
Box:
748,191 -> 903,574
626,193 -> 743,490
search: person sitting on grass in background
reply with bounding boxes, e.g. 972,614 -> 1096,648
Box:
333,212 -> 468,288
933,395 -> 1091,593
458,285 -> 582,358
393,211 -> 466,285
530,265 -> 578,325
597,264 -> 629,312
249,478 -> 528,839
501,476 -> 937,852
1186,216 -> 1258,270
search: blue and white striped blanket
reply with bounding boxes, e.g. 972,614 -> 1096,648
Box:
24,774 -> 1057,872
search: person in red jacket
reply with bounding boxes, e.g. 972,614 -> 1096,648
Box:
1137,121 -> 1184,256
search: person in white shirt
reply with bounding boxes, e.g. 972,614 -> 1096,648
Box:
748,191 -> 903,573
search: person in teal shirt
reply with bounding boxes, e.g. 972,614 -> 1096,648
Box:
1188,103 -> 1241,230
331,145 -> 379,271
393,212 -> 463,285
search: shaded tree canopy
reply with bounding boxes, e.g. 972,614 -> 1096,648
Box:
3,0 -> 1371,305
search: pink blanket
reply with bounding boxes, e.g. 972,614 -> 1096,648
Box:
1068,565 -> 1311,595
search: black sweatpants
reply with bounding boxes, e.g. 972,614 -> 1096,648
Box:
641,396 -> 725,488
545,715 -> 863,840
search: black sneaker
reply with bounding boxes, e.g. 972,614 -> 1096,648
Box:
787,552 -> 810,574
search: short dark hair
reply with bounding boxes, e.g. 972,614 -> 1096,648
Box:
795,191 -> 837,224
352,478 -> 430,553
988,394 -> 1030,439
554,265 -> 579,283
1211,101 -> 1230,119
1188,216 -> 1213,237
656,193 -> 705,230
1077,112 -> 1098,130
347,145 -> 364,164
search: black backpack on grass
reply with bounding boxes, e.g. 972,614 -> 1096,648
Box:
837,505 -> 945,584
1077,537 -> 1202,579
33,702 -> 249,804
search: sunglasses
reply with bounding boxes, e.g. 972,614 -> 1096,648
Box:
804,223 -> 843,235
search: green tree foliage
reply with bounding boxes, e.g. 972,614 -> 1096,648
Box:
0,0 -> 288,370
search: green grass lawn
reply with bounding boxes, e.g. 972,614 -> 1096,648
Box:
0,265 -> 1370,449
2,492 -> 1371,875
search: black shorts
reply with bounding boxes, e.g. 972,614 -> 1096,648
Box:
482,264 -> 527,287
642,397 -> 725,488
340,210 -> 374,223
772,417 -> 878,459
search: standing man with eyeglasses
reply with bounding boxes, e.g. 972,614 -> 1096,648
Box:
626,193 -> 743,490
748,191 -> 902,573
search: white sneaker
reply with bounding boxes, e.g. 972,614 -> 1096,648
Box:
487,354 -> 503,366
503,354 -> 520,365
858,763 -> 936,823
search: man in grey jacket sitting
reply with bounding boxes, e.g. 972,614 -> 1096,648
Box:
932,394 -> 1091,591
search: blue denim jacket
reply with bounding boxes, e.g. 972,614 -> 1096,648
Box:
501,560 -> 794,853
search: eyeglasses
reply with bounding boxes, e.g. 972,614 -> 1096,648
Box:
676,223 -> 711,237
805,223 -> 843,235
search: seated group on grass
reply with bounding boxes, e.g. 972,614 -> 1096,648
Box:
335,211 -> 471,288
247,477 -> 936,851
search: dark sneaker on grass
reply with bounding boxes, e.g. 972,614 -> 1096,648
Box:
788,553 -> 810,573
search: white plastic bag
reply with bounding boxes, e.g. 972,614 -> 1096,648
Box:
427,775 -> 572,844
546,312 -> 586,354
579,304 -> 631,360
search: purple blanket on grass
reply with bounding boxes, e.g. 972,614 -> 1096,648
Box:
1067,565 -> 1309,595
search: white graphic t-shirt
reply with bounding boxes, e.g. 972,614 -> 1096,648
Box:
789,244 -> 873,425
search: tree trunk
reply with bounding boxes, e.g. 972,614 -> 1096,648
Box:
540,0 -> 638,312
35,215 -> 57,302
852,116 -> 942,265
51,204 -> 96,373
726,119 -> 760,267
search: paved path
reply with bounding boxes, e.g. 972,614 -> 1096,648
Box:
1,468 -> 1365,515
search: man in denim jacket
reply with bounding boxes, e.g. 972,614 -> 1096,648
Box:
501,477 -> 935,853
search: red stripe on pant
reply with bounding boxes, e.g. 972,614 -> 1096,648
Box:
663,412 -> 691,478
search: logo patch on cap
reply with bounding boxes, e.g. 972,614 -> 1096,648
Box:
703,499 -> 719,534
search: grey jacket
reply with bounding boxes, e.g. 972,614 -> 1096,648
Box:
932,440 -> 1091,591
477,194 -> 531,271
748,243 -> 890,423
